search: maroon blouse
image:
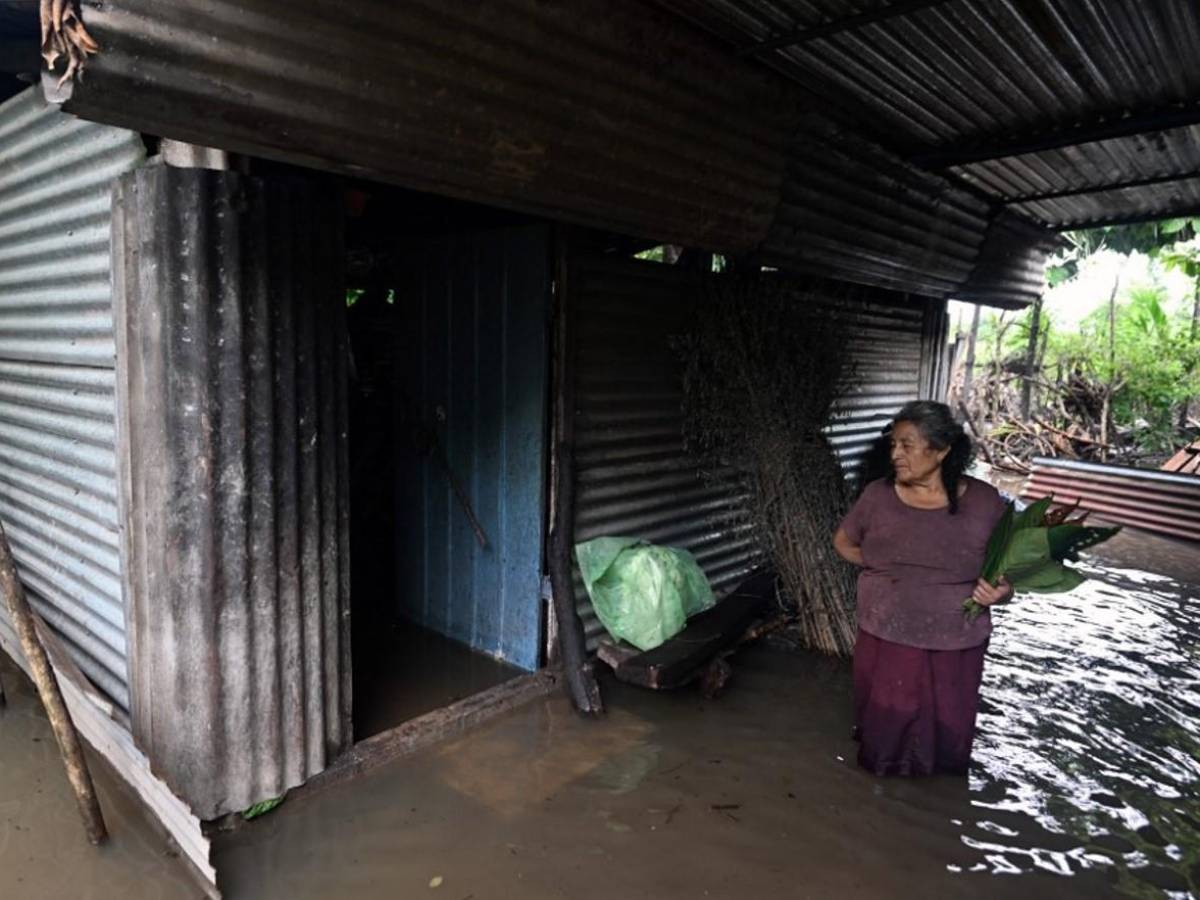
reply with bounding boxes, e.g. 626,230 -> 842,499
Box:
839,476 -> 1007,651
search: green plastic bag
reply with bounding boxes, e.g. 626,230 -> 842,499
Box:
575,536 -> 715,652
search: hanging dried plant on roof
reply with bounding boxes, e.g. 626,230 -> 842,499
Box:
41,0 -> 100,87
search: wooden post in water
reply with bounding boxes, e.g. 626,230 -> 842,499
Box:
0,520 -> 107,844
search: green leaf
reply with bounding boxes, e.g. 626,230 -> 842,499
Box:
1012,563 -> 1086,595
980,502 -> 1016,582
1013,496 -> 1053,530
242,797 -> 285,821
1046,524 -> 1122,562
993,528 -> 1053,578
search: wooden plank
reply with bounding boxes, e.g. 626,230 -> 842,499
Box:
608,585 -> 771,691
304,669 -> 560,793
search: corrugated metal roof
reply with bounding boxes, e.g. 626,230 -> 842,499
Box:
50,0 -> 789,255
112,164 -> 350,820
36,0 -> 1052,306
655,0 -> 1200,232
763,118 -> 992,296
955,211 -> 1058,309
0,87 -> 145,712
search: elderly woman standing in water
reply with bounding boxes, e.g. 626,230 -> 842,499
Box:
833,401 -> 1012,776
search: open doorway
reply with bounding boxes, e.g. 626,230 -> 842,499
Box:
345,206 -> 551,740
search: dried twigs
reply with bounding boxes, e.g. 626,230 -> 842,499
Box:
40,0 -> 100,87
676,276 -> 859,657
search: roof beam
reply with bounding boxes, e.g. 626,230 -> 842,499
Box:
1003,171 -> 1200,205
912,105 -> 1200,168
738,0 -> 951,57
1043,205 -> 1200,232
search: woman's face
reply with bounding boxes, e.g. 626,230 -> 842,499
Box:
890,420 -> 949,485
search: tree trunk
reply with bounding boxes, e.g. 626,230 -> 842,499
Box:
1179,284 -> 1200,429
963,303 -> 981,411
990,312 -> 1007,428
1020,294 -> 1043,420
1105,274 -> 1120,459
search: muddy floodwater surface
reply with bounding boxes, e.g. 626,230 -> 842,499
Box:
1,530 -> 1197,899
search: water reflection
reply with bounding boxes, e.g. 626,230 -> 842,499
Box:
970,558 -> 1200,898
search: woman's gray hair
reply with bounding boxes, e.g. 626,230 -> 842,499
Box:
893,401 -> 974,514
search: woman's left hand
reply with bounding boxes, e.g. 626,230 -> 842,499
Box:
972,577 -> 1013,607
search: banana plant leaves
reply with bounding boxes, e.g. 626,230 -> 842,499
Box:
964,497 -> 1119,620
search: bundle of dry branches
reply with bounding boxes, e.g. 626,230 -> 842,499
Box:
952,364 -> 1138,472
676,275 -> 859,656
41,0 -> 100,87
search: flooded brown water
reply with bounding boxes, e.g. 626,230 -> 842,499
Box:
0,656 -> 197,899
2,529 -> 1197,899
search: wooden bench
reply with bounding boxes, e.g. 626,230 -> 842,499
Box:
596,572 -> 774,693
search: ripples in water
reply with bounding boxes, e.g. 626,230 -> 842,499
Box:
969,558 -> 1200,898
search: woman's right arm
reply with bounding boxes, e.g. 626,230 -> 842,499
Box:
833,528 -> 865,567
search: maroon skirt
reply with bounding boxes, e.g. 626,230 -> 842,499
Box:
852,628 -> 987,777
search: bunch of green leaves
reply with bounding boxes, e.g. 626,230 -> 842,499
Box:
964,496 -> 1121,620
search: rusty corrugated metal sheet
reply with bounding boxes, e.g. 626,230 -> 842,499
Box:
49,0 -> 790,255
1023,457 -> 1200,542
0,86 -> 144,712
111,165 -> 350,820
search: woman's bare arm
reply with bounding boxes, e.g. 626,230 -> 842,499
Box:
833,528 -> 864,567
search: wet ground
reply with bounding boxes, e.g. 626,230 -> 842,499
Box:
354,624 -> 524,740
1,528 -> 1197,899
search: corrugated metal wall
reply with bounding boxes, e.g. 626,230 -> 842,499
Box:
824,297 -> 933,482
568,256 -> 942,648
569,256 -> 763,649
392,228 -> 549,671
0,87 -> 145,712
111,165 -> 350,820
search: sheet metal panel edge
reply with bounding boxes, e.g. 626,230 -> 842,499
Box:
113,165 -> 350,820
1022,456 -> 1200,542
0,86 -> 144,711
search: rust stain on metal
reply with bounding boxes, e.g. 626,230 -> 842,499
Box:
1023,458 -> 1200,543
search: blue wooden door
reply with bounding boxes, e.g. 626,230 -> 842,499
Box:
392,227 -> 548,671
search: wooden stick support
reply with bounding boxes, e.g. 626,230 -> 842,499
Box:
0,520 -> 107,845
